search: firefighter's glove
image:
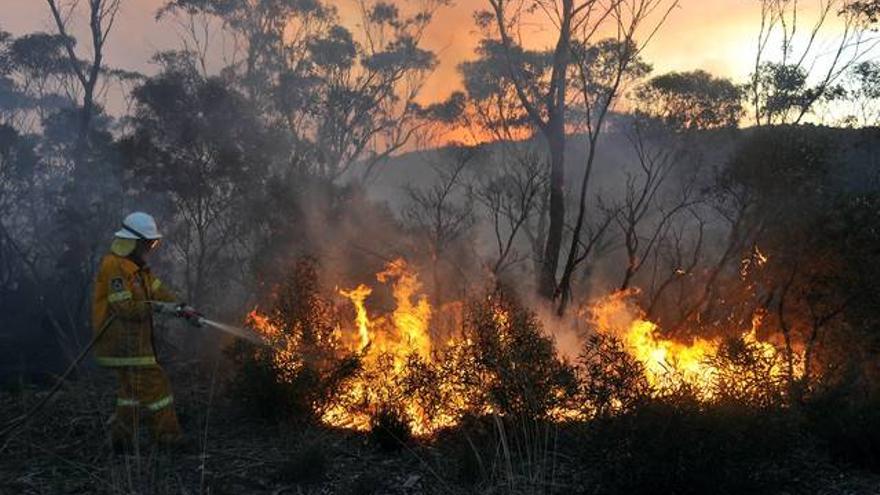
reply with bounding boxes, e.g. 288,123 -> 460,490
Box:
152,302 -> 180,315
175,303 -> 204,327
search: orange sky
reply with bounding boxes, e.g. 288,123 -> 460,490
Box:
417,0 -> 761,101
0,0 -> 833,106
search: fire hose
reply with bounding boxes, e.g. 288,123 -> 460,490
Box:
149,301 -> 268,346
0,315 -> 117,446
0,303 -> 266,446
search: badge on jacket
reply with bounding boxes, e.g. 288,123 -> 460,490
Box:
110,277 -> 125,292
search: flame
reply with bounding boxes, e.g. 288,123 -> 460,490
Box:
338,284 -> 372,351
245,308 -> 302,381
246,259 -> 797,436
587,290 -> 787,396
375,259 -> 433,360
332,259 -> 442,434
247,258 -> 450,435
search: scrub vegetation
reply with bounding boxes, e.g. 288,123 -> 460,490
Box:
3,0 -> 880,493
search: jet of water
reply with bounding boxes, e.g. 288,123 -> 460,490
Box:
199,317 -> 270,346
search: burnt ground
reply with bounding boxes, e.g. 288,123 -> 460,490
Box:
2,362 -> 880,495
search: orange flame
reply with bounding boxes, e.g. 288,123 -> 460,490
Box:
246,260 -> 796,435
587,290 -> 786,396
338,284 -> 372,351
329,259 -> 441,434
375,258 -> 433,360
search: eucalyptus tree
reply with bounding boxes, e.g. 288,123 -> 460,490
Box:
477,0 -> 677,306
749,0 -> 879,125
159,0 -> 446,180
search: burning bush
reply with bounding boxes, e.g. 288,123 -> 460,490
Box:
587,290 -> 793,404
706,332 -> 789,409
235,256 -> 816,444
460,289 -> 579,420
240,258 -> 584,434
578,333 -> 652,418
230,258 -> 358,422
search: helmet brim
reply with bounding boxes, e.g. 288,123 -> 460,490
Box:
114,229 -> 162,240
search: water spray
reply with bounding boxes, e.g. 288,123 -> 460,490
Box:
197,317 -> 270,347
146,300 -> 270,347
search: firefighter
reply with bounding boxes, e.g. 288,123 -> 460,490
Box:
92,211 -> 201,450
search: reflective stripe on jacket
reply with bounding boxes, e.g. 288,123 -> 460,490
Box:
92,253 -> 176,367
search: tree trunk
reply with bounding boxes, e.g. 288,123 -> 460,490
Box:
539,129 -> 565,299
73,81 -> 96,180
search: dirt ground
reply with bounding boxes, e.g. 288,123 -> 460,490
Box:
2,362 -> 880,495
0,362 -> 496,495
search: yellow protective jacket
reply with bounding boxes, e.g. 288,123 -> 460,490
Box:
92,253 -> 176,367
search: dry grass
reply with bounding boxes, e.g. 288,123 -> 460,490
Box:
3,277 -> 880,495
0,362 -> 563,494
3,364 -> 880,494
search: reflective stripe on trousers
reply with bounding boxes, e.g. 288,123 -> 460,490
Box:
146,395 -> 173,411
116,395 -> 172,411
96,356 -> 157,367
111,366 -> 181,441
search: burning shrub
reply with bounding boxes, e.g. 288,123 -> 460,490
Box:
707,333 -> 788,409
230,258 -> 359,422
587,290 -> 793,403
461,289 -> 578,420
578,333 -> 652,418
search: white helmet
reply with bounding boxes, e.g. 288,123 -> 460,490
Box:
115,212 -> 162,240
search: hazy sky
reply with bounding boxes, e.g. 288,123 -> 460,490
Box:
0,0 -> 811,105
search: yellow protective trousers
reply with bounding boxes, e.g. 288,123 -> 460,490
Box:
111,365 -> 182,444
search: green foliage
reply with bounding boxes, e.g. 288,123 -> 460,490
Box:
725,125 -> 833,205
571,38 -> 652,101
636,69 -> 743,131
844,0 -> 880,26
825,192 -> 880,338
578,333 -> 651,418
457,38 -> 549,131
160,0 -> 441,180
8,33 -> 72,76
462,289 -> 578,420
751,62 -> 844,124
460,39 -> 550,103
227,339 -> 301,421
851,61 -> 880,100
0,125 -> 38,180
308,25 -> 357,70
123,64 -> 277,195
229,258 -> 360,423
